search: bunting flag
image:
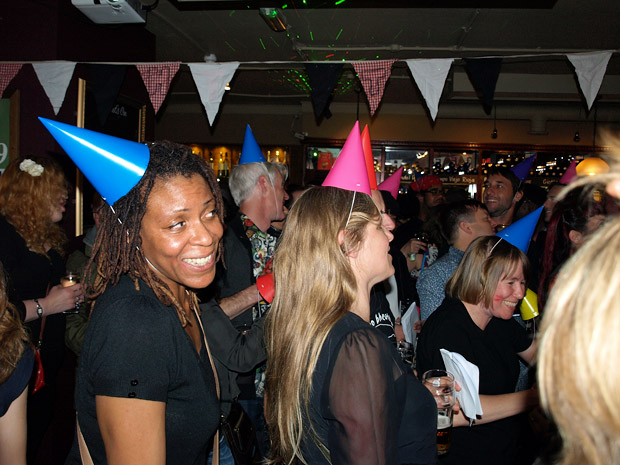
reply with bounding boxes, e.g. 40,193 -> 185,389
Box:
352,59 -> 397,117
464,57 -> 503,114
566,51 -> 612,110
0,63 -> 23,98
87,64 -> 128,126
304,63 -> 343,121
406,58 -> 454,121
136,62 -> 181,114
32,61 -> 76,115
188,62 -> 239,126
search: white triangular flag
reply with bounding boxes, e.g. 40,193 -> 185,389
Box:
32,61 -> 76,115
566,51 -> 612,110
406,58 -> 454,121
188,62 -> 239,126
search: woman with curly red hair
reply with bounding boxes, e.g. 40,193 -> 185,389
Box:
0,156 -> 84,462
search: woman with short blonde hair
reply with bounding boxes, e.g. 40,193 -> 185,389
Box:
417,235 -> 538,465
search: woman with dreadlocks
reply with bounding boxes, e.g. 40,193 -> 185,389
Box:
40,117 -> 225,465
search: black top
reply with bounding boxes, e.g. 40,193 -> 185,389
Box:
303,312 -> 437,465
416,297 -> 531,465
0,214 -> 66,383
0,345 -> 34,416
73,275 -> 219,465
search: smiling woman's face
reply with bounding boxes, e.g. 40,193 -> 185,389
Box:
489,262 -> 526,320
139,173 -> 223,298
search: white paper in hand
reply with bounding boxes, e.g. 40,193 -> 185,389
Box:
401,301 -> 419,345
440,348 -> 483,425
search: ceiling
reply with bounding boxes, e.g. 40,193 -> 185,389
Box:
136,0 -> 620,114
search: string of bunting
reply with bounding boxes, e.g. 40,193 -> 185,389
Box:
0,50 -> 616,126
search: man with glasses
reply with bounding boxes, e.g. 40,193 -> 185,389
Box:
410,175 -> 446,222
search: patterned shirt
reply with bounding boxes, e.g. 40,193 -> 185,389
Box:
241,214 -> 277,396
416,246 -> 464,321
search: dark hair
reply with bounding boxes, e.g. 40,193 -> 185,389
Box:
538,186 -> 605,310
86,141 -> 224,326
379,189 -> 400,218
439,200 -> 487,245
486,167 -> 522,195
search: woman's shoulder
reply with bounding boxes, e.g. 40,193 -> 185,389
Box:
91,276 -> 172,326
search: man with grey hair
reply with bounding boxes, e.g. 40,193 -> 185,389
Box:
216,156 -> 288,460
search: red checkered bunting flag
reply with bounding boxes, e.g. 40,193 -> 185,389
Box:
136,62 -> 181,114
352,59 -> 397,116
0,63 -> 23,98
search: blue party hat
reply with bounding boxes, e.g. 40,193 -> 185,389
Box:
239,124 -> 267,165
511,155 -> 537,183
496,206 -> 543,253
39,118 -> 149,206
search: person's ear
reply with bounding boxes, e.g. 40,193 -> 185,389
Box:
513,190 -> 524,204
458,220 -> 472,236
568,229 -> 583,247
338,229 -> 358,258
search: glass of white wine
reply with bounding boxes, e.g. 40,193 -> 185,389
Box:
61,272 -> 81,313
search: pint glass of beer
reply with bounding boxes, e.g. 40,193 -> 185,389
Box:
422,369 -> 455,455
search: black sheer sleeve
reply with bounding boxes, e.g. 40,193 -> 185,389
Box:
323,328 -> 402,465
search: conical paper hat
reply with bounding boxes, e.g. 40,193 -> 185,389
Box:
560,160 -> 578,184
39,117 -> 149,206
511,155 -> 537,182
378,167 -> 404,199
520,288 -> 539,320
495,206 -> 543,253
322,121 -> 371,195
239,124 -> 267,165
361,125 -> 378,190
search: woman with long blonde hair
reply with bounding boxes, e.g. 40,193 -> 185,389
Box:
538,134 -> 620,465
265,186 -> 437,465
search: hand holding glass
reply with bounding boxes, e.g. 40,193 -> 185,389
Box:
61,272 -> 81,313
422,369 -> 455,456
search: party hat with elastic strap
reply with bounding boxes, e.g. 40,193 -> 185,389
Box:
511,155 -> 537,183
239,124 -> 267,165
361,125 -> 378,190
378,167 -> 404,200
39,117 -> 149,207
560,160 -> 578,185
520,289 -> 539,320
322,121 -> 371,195
495,206 -> 543,253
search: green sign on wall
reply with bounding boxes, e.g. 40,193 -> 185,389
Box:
0,98 -> 10,175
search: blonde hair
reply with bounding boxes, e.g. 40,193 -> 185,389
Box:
538,131 -> 620,465
0,156 -> 68,256
446,235 -> 529,308
538,216 -> 620,465
0,262 -> 28,384
264,187 -> 379,465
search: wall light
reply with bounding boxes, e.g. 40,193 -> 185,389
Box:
576,157 -> 609,176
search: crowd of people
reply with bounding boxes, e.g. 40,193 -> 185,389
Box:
0,119 -> 619,465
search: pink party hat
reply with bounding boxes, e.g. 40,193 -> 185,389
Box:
496,206 -> 543,253
239,124 -> 267,165
378,167 -> 404,199
560,160 -> 578,184
361,125 -> 378,190
322,121 -> 371,195
511,155 -> 537,182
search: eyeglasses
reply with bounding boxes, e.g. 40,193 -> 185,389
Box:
425,188 -> 446,196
